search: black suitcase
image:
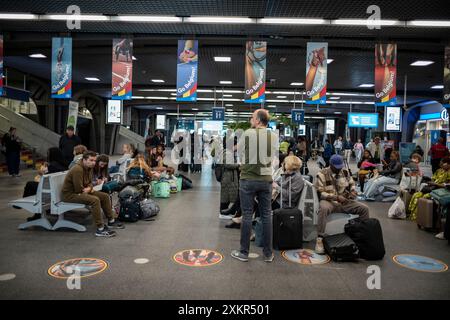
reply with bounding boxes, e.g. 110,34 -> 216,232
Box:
273,175 -> 303,250
323,233 -> 359,262
344,218 -> 385,260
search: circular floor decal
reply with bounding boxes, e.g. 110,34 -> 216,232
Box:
282,249 -> 331,265
173,249 -> 223,267
393,254 -> 448,273
48,258 -> 108,279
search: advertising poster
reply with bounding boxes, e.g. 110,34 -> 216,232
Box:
0,35 -> 3,97
212,107 -> 225,121
291,109 -> 305,124
305,42 -> 327,105
107,100 -> 122,124
444,47 -> 450,107
177,40 -> 198,102
156,115 -> 166,130
298,125 -> 306,136
348,113 -> 379,128
67,101 -> 79,132
244,41 -> 266,104
384,106 -> 401,131
325,119 -> 335,134
51,37 -> 72,99
375,43 -> 397,106
112,38 -> 133,100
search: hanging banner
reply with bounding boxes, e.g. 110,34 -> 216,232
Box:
112,38 -> 133,100
51,37 -> 72,99
212,107 -> 225,121
444,47 -> 450,108
375,43 -> 397,106
67,101 -> 79,132
305,42 -> 327,105
0,35 -> 3,97
177,40 -> 198,102
244,41 -> 266,104
291,109 -> 305,124
384,106 -> 402,132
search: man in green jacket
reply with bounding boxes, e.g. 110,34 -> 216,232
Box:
62,151 -> 124,237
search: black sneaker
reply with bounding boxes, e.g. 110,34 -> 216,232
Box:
95,227 -> 116,237
107,219 -> 125,229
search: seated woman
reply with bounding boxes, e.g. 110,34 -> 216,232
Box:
409,157 -> 450,221
147,145 -> 175,175
362,150 -> 403,200
127,153 -> 153,182
68,145 -> 87,169
357,149 -> 377,193
93,154 -> 109,187
109,143 -> 134,175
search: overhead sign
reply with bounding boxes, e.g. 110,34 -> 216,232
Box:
244,41 -> 266,104
441,108 -> 448,121
325,119 -> 335,134
384,106 -> 401,131
177,40 -> 198,102
67,101 -> 79,132
51,37 -> 72,99
291,109 -> 305,124
348,113 -> 379,128
375,43 -> 397,106
106,99 -> 122,124
212,107 -> 225,121
111,38 -> 133,100
305,42 -> 328,105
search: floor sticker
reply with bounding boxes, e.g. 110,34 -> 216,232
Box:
173,249 -> 223,267
282,249 -> 331,265
48,258 -> 108,279
393,254 -> 448,273
134,258 -> 149,264
0,273 -> 16,281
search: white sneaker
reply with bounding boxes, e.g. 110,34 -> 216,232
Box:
315,237 -> 325,255
219,214 -> 233,220
435,232 -> 446,240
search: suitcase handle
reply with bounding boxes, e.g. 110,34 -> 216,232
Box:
279,174 -> 292,208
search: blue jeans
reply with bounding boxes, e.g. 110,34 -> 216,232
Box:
239,179 -> 273,257
6,152 -> 20,175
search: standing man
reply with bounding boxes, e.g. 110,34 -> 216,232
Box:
333,136 -> 343,155
343,137 -> 353,164
429,137 -> 449,173
367,136 -> 385,164
231,109 -> 278,263
150,130 -> 165,147
59,125 -> 81,167
1,127 -> 22,177
314,155 -> 370,254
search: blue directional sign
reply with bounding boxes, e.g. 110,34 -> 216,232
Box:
212,107 -> 225,121
291,109 -> 305,124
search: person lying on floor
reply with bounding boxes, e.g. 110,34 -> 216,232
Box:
314,154 -> 370,254
360,150 -> 403,201
62,150 -> 124,238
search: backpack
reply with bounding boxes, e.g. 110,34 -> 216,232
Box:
178,174 -> 193,190
344,218 -> 385,260
119,186 -> 143,201
102,180 -> 122,193
118,198 -> 140,222
139,199 -> 160,220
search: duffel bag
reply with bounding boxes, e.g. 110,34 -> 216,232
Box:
102,180 -> 122,193
118,198 -> 140,222
178,174 -> 193,190
139,198 -> 160,220
119,186 -> 142,201
344,218 -> 385,260
152,182 -> 171,198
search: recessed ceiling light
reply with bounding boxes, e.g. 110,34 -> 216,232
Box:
410,60 -> 434,66
85,77 -> 100,81
29,53 -> 46,58
327,59 -> 334,64
290,82 -> 304,86
431,85 -> 444,89
358,84 -> 374,88
220,81 -> 232,84
151,79 -> 165,83
214,57 -> 231,62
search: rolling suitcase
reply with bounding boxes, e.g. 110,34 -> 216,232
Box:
344,218 -> 385,260
323,233 -> 359,262
417,198 -> 436,229
273,175 -> 303,251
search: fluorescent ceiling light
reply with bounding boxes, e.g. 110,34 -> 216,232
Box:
85,77 -> 100,81
410,60 -> 434,66
267,105 -> 277,108
197,89 -> 214,93
192,108 -> 199,111
273,91 -> 298,95
223,94 -> 233,97
29,53 -> 46,58
185,17 -> 255,24
327,59 -> 334,64
151,79 -> 165,83
138,88 -> 175,92
220,81 -> 232,84
156,107 -> 163,109
146,96 -> 169,99
431,85 -> 444,89
113,15 -> 182,22
132,96 -> 145,99
266,99 -> 290,103
226,109 -> 233,111
259,18 -> 326,25
276,96 -> 287,98
43,14 -> 109,21
358,84 -> 374,88
329,96 -> 340,100
332,19 -> 399,26
225,104 -> 233,107
214,57 -> 231,62
334,112 -> 342,114
408,20 -> 450,27
290,82 -> 304,86
0,13 -> 38,20
170,93 -> 177,96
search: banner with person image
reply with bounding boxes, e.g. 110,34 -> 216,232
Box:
51,37 -> 72,99
0,35 -> 3,97
375,43 -> 397,106
112,38 -> 133,100
244,41 -> 266,104
444,46 -> 450,108
305,42 -> 327,105
177,40 -> 198,102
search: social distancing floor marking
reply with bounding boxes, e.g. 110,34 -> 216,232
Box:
173,249 -> 223,267
134,258 -> 150,264
392,254 -> 448,273
48,258 -> 108,279
0,273 -> 16,281
282,249 -> 331,265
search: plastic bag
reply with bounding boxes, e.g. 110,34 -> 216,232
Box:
388,197 -> 406,219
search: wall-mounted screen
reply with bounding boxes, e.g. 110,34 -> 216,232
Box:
348,113 -> 379,128
298,124 -> 306,136
385,107 -> 401,131
156,115 -> 166,130
106,100 -> 122,124
325,119 -> 335,134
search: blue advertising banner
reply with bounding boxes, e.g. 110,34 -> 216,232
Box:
177,40 -> 198,102
51,37 -> 72,99
291,109 -> 305,124
0,35 -> 3,97
305,42 -> 327,105
212,107 -> 225,121
348,113 -> 379,128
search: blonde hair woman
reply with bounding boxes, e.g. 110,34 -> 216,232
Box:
272,155 -> 305,209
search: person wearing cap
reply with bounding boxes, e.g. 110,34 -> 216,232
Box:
59,125 -> 82,166
1,127 -> 22,177
314,154 -> 370,254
